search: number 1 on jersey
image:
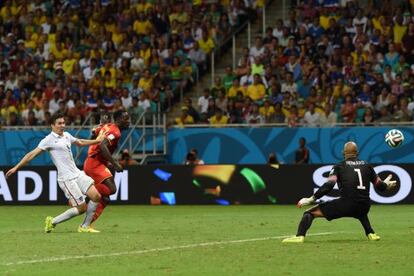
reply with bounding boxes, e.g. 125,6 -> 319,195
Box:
354,168 -> 366,190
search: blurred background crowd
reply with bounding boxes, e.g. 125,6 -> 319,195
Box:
0,0 -> 263,126
1,0 -> 413,128
175,0 -> 414,127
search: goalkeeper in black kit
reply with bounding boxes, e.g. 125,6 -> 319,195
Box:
282,141 -> 397,243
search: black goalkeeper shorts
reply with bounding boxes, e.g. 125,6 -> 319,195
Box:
319,198 -> 371,221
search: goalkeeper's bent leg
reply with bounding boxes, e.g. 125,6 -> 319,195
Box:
296,211 -> 314,237
358,214 -> 375,235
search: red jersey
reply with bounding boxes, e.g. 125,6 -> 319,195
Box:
87,123 -> 121,158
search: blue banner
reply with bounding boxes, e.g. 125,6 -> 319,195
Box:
0,130 -> 90,166
0,127 -> 413,165
0,129 -> 160,166
168,127 -> 414,164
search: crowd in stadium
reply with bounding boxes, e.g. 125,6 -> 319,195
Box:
0,0 -> 264,126
176,0 -> 414,126
1,0 -> 414,128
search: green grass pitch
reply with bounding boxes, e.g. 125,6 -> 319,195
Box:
0,205 -> 413,275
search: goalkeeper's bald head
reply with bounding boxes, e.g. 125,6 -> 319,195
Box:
343,141 -> 358,160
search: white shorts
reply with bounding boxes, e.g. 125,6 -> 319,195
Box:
58,171 -> 94,206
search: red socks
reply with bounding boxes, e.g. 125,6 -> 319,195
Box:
92,183 -> 112,223
95,183 -> 111,197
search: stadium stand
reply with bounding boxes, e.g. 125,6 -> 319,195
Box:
0,0 -> 260,126
176,0 -> 414,126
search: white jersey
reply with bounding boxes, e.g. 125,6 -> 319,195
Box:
38,131 -> 81,181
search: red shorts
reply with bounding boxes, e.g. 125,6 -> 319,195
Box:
83,157 -> 112,185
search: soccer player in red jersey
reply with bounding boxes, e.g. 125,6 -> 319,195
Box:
83,110 -> 130,228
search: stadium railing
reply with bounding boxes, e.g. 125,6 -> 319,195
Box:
208,0 -> 274,91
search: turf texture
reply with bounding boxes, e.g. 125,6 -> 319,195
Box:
0,205 -> 413,275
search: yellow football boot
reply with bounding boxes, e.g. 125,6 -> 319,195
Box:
78,226 -> 100,233
282,236 -> 305,243
367,233 -> 380,241
44,216 -> 55,233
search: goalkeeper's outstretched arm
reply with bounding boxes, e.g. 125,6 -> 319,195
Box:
297,175 -> 336,208
374,175 -> 396,191
314,175 -> 337,199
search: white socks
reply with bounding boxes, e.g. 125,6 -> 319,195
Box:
81,201 -> 99,228
52,207 -> 80,225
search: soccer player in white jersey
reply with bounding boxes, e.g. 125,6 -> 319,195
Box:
6,113 -> 105,233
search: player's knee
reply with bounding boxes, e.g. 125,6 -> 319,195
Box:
90,191 -> 101,202
77,203 -> 87,214
91,192 -> 102,202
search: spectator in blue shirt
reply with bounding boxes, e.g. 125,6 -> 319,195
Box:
308,17 -> 325,40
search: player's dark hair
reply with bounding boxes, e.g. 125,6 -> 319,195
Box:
50,112 -> 65,125
113,110 -> 126,122
100,111 -> 111,124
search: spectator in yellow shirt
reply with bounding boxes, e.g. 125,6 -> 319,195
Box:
0,100 -> 18,124
175,106 -> 194,126
198,30 -> 215,55
351,43 -> 368,65
228,78 -> 247,98
51,42 -> 68,61
135,0 -> 152,13
0,3 -> 17,20
138,69 -> 153,92
104,71 -> 116,88
133,12 -> 152,36
140,42 -> 151,66
62,51 -> 77,75
209,109 -> 229,125
333,78 -> 351,98
112,25 -> 125,47
393,15 -> 407,46
371,10 -> 382,31
24,28 -> 40,50
169,3 -> 189,24
259,99 -> 275,122
319,10 -> 339,30
377,16 -> 391,38
104,16 -> 117,34
100,60 -> 116,78
247,74 -> 266,102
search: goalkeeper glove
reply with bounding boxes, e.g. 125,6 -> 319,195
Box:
297,196 -> 315,208
383,174 -> 397,190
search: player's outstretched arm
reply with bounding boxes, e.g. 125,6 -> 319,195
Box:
375,175 -> 397,191
298,175 -> 337,208
6,147 -> 44,178
74,130 -> 107,147
313,179 -> 336,199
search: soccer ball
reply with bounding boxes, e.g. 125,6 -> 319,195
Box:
385,129 -> 404,148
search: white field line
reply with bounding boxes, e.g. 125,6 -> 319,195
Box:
3,232 -> 336,266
